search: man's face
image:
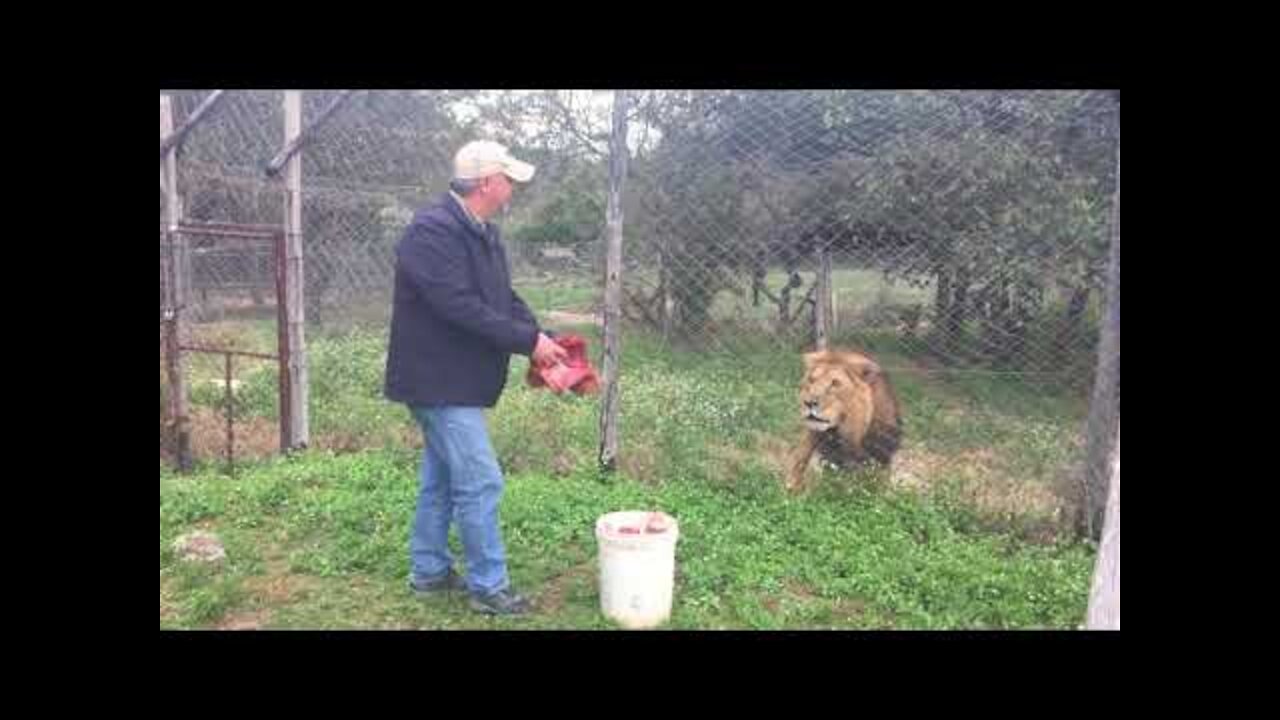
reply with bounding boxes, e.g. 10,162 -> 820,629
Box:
484,173 -> 514,210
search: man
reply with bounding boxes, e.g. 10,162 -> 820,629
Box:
385,140 -> 569,616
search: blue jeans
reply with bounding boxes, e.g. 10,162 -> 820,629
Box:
408,406 -> 510,596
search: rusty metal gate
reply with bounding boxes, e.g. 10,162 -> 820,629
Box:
160,221 -> 291,472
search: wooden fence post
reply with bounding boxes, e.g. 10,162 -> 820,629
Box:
161,95 -> 193,471
282,90 -> 310,449
598,91 -> 630,471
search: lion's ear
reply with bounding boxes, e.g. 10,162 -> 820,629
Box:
859,362 -> 882,382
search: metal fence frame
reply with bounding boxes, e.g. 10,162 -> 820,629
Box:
158,89 -> 1120,541
160,222 -> 292,472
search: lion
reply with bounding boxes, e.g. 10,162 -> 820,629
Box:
784,348 -> 902,492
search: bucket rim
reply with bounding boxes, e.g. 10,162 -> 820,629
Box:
595,510 -> 679,541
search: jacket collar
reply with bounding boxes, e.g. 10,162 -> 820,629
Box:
446,191 -> 489,239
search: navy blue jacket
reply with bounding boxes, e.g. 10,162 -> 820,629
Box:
384,193 -> 540,408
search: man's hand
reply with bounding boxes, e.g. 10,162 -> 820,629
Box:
532,332 -> 569,366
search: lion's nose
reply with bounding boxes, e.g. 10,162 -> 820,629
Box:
804,399 -> 818,411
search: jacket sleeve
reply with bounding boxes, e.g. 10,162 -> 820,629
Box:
398,224 -> 539,356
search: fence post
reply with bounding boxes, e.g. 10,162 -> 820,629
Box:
283,90 -> 310,449
161,95 -> 193,472
1082,135 -> 1120,540
815,246 -> 833,350
598,91 -> 630,472
1085,422 -> 1120,629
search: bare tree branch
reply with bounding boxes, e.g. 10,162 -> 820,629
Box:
542,92 -> 609,160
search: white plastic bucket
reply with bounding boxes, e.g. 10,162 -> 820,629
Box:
595,510 -> 680,629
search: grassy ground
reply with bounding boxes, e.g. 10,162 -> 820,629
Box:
161,447 -> 1092,630
163,311 -> 1095,629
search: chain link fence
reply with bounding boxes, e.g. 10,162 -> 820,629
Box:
165,90 -> 285,323
618,89 -> 1119,537
299,91 -> 606,330
162,91 -> 287,464
160,89 -> 1119,538
624,91 -> 1117,363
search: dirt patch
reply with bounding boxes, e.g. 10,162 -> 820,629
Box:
216,609 -> 271,630
761,580 -> 875,625
315,424 -> 423,455
537,559 -> 596,613
166,408 -> 423,466
762,580 -> 817,613
617,445 -> 661,483
757,435 -> 798,476
962,472 -> 1062,523
551,451 -> 577,477
892,446 -> 998,491
166,407 -> 280,464
160,575 -> 177,623
188,321 -> 273,353
703,433 -> 794,487
829,597 -> 869,621
243,550 -> 319,604
243,573 -> 316,605
314,432 -> 364,454
892,445 -> 1068,541
399,424 -> 424,449
205,555 -> 320,629
783,580 -> 819,601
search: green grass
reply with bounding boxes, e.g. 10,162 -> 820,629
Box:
161,450 -> 1092,630
162,265 -> 1100,627
162,301 -> 1097,629
513,278 -> 598,317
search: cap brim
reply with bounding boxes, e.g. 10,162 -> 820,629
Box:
503,158 -> 536,183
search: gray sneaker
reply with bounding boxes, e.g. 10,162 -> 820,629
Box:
409,569 -> 466,596
468,588 -> 532,616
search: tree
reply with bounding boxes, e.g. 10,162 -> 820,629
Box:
509,168 -> 606,263
620,90 -> 1115,354
803,91 -> 1115,370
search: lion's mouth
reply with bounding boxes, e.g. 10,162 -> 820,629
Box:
803,413 -> 832,430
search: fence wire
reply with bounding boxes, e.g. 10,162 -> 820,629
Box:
160,89 -> 1119,537
624,91 -> 1117,368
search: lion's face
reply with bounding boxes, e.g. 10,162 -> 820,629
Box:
788,348 -> 902,491
798,351 -> 880,440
